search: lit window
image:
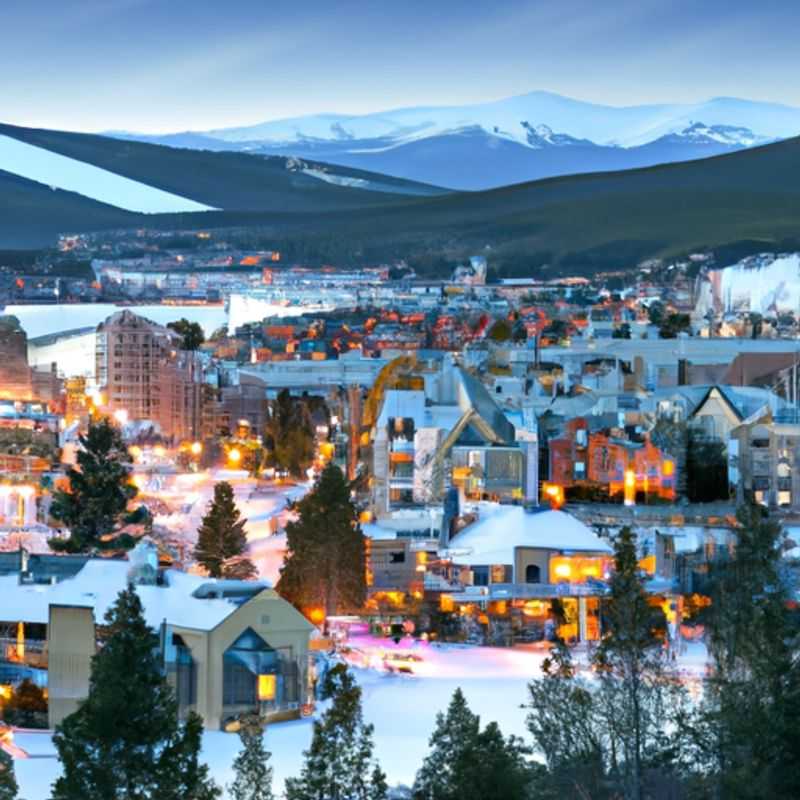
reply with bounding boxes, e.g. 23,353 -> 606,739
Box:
257,674 -> 276,701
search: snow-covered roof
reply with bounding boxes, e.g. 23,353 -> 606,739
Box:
447,506 -> 612,566
1,558 -> 270,631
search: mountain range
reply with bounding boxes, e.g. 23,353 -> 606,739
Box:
110,91 -> 800,190
1,117 -> 799,278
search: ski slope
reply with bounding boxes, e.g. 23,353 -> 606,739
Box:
0,133 -> 215,213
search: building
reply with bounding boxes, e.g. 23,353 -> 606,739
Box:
0,316 -> 63,407
0,543 -> 315,730
548,417 -> 677,502
729,414 -> 800,510
371,359 -> 538,513
432,506 -> 613,645
96,310 -> 203,441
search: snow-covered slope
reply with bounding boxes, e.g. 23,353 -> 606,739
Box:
710,253 -> 800,314
0,133 -> 214,213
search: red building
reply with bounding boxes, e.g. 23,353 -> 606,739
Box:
549,418 -> 677,502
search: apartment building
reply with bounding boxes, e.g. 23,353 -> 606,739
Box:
729,413 -> 800,510
96,310 -> 202,441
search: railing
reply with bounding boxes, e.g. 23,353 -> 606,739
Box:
450,582 -> 608,600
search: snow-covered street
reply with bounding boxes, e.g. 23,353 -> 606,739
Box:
142,469 -> 308,583
11,636 -> 709,798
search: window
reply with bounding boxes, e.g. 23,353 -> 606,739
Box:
389,551 -> 406,564
471,566 -> 489,586
223,629 -> 279,708
172,635 -> 196,712
525,564 -> 541,584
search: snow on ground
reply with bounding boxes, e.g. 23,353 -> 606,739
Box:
0,134 -> 215,213
12,638 -> 710,799
147,471 -> 307,584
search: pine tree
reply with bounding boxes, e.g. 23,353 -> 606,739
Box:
194,481 -> 256,579
527,640 -> 608,797
227,715 -> 274,800
460,722 -> 532,800
277,464 -> 366,617
0,749 -> 17,800
285,664 -> 386,800
51,586 -> 220,800
415,689 -> 532,800
692,505 -> 800,798
412,688 -> 480,800
592,526 -> 682,800
50,416 -> 137,552
265,389 -> 315,479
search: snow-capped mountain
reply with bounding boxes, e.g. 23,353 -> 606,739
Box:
659,122 -> 766,147
192,91 -> 800,148
520,122 -> 595,149
108,91 -> 800,190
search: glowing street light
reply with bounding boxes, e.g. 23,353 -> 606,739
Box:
113,409 -> 129,425
190,441 -> 203,456
228,447 -> 242,465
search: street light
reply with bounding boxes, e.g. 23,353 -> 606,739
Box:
190,441 -> 203,456
228,447 -> 242,465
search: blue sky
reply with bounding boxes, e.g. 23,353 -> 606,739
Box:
2,0 -> 799,132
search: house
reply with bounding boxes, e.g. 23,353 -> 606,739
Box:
430,506 -> 613,645
547,417 -> 677,502
0,543 -> 315,730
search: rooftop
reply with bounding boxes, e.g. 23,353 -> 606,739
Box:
446,505 -> 612,566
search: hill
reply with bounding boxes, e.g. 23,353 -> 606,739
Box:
1,128 -> 799,275
0,122 -> 445,213
0,169 -> 137,247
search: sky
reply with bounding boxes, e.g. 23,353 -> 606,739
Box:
2,0 -> 800,133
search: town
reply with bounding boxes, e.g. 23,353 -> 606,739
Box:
1,227 -> 799,798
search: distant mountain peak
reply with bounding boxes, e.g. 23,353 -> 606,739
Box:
520,121 -> 594,148
670,121 -> 763,146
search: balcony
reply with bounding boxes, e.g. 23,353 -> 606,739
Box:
449,582 -> 609,601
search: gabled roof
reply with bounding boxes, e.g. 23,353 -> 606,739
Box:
447,506 -> 612,567
0,558 -> 271,631
456,368 -> 516,445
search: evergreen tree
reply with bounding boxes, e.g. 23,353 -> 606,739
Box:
51,586 -> 220,800
50,416 -> 137,552
227,715 -> 274,800
592,526 -> 682,800
415,689 -> 531,800
527,640 -> 609,798
460,722 -> 532,800
285,665 -> 386,800
265,389 -> 315,479
277,464 -> 366,617
686,431 -> 729,503
689,505 -> 800,798
413,688 -> 480,800
0,749 -> 17,800
194,481 -> 256,579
